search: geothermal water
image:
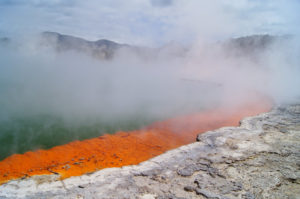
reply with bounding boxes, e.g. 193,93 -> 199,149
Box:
0,114 -> 156,160
0,98 -> 270,184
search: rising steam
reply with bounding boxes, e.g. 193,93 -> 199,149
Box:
0,0 -> 300,160
0,33 -> 299,159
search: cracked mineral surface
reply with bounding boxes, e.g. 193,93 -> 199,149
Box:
0,103 -> 299,199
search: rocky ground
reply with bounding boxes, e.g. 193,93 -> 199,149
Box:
0,103 -> 299,199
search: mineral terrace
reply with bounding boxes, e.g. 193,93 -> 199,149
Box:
1,102 -> 300,199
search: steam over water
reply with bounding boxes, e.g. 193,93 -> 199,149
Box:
0,34 -> 299,160
0,40 -> 215,160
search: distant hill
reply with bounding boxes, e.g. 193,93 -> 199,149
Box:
38,32 -> 291,60
223,34 -> 291,59
40,31 -> 189,60
230,35 -> 276,50
0,37 -> 10,46
40,32 -> 131,59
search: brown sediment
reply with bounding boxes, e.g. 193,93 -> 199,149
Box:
0,100 -> 271,184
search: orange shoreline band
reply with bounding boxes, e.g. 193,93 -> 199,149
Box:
0,101 -> 271,185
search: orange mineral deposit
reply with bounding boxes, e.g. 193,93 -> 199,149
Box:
0,100 -> 271,184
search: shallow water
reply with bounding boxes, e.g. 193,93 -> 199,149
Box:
0,100 -> 271,184
0,114 -> 157,160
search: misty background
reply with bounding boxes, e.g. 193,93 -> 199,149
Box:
0,0 -> 299,160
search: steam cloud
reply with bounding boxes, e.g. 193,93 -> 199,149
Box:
0,0 -> 299,159
0,35 -> 299,124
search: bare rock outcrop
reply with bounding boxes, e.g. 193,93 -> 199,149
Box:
1,103 -> 299,199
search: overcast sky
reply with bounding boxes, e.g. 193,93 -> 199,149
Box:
0,0 -> 299,46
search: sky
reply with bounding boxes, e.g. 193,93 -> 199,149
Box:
0,0 -> 299,46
